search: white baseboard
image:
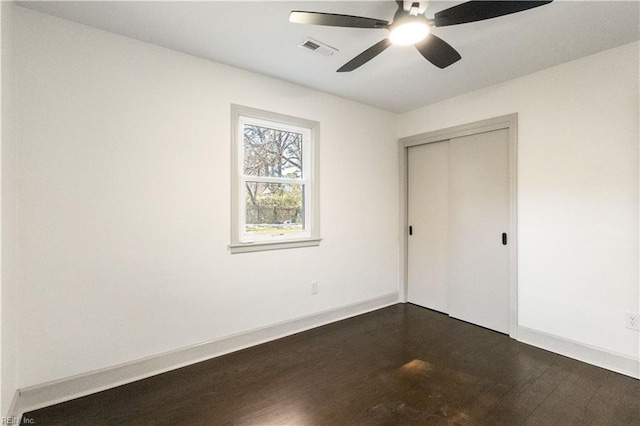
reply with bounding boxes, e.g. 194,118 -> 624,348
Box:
517,326 -> 639,379
10,292 -> 399,419
6,390 -> 20,424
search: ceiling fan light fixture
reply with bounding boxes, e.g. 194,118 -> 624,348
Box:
290,0 -> 554,71
389,21 -> 430,46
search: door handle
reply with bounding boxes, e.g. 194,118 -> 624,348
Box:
502,233 -> 507,245
409,226 -> 413,236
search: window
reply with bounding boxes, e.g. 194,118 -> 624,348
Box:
230,105 -> 320,253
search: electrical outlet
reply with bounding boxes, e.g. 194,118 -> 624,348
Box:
311,281 -> 318,295
625,312 -> 639,331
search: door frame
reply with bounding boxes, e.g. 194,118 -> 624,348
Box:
398,114 -> 519,338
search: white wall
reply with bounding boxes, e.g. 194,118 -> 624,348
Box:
1,1 -> 18,414
13,7 -> 399,389
399,42 -> 640,360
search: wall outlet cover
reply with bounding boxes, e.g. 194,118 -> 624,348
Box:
625,312 -> 639,331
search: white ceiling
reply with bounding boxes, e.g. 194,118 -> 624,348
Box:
17,1 -> 640,113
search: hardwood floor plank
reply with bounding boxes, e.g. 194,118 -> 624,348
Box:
22,304 -> 639,425
582,370 -> 640,425
522,356 -> 614,425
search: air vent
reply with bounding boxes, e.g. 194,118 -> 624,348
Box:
298,37 -> 338,56
303,40 -> 321,50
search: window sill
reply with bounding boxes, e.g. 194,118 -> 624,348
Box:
229,238 -> 322,254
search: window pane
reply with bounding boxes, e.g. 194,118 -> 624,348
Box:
243,124 -> 303,178
245,182 -> 304,233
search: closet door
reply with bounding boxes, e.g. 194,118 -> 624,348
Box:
448,129 -> 510,333
407,141 -> 449,313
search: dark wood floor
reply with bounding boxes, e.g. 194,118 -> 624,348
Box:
24,304 -> 639,425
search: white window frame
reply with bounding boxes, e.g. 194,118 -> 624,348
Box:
229,105 -> 320,254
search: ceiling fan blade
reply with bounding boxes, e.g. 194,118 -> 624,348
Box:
337,39 -> 392,72
414,34 -> 461,69
289,11 -> 389,29
433,1 -> 553,27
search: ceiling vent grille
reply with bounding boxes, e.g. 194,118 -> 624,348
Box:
298,37 -> 338,56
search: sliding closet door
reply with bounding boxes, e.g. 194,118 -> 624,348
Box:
407,141 -> 449,313
448,129 -> 510,333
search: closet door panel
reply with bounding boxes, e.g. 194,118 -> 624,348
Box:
407,141 -> 449,313
448,129 -> 510,333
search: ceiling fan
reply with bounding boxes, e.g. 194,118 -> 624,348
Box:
290,1 -> 553,72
